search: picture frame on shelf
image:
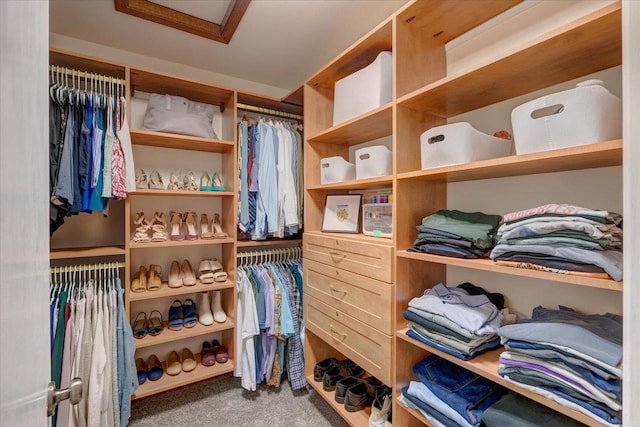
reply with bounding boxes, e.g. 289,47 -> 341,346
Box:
321,194 -> 362,233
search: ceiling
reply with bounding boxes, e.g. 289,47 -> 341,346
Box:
50,0 -> 408,93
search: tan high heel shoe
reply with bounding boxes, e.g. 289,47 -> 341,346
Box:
169,211 -> 185,241
148,170 -> 165,189
147,264 -> 162,291
211,213 -> 228,239
168,260 -> 183,288
200,213 -> 213,239
181,259 -> 197,286
133,212 -> 152,243
184,212 -> 198,240
150,212 -> 168,242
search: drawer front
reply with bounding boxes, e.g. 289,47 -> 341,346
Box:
305,295 -> 392,384
304,259 -> 393,334
303,233 -> 393,283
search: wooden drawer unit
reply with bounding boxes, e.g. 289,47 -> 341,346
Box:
303,232 -> 393,283
304,258 -> 393,334
305,294 -> 392,384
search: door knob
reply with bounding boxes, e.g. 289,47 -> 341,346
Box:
47,377 -> 82,416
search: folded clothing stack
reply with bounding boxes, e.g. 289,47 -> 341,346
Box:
405,283 -> 508,360
498,305 -> 623,426
399,355 -> 506,427
490,203 -> 623,280
408,209 -> 502,258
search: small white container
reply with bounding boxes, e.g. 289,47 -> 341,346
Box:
333,51 -> 393,126
362,203 -> 393,238
356,145 -> 393,180
320,156 -> 356,184
511,79 -> 622,155
420,122 -> 512,170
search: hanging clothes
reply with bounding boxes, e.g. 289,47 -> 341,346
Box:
50,264 -> 137,427
234,251 -> 306,391
237,117 -> 303,241
48,67 -> 135,235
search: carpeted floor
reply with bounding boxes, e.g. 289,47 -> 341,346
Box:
129,373 -> 350,427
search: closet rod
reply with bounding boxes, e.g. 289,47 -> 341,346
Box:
237,246 -> 302,265
49,65 -> 126,86
237,102 -> 303,121
50,262 -> 126,275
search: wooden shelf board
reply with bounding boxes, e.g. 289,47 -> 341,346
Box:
306,375 -> 371,427
308,175 -> 393,191
307,103 -> 392,145
236,239 -> 302,248
307,19 -> 392,89
50,246 -> 126,259
130,129 -> 235,153
130,237 -> 235,249
130,188 -> 234,197
129,280 -> 234,301
134,319 -> 235,348
396,250 -> 623,291
396,330 -> 606,426
130,68 -> 234,107
397,140 -> 622,183
237,91 -> 303,116
282,85 -> 303,107
50,48 -> 127,78
304,230 -> 393,246
132,356 -> 235,400
397,3 -> 622,117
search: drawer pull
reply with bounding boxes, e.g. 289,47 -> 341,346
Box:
329,251 -> 346,262
330,286 -> 347,299
330,325 -> 347,341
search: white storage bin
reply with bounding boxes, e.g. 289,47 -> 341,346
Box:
420,122 -> 512,170
320,156 -> 355,184
362,203 -> 393,238
356,145 -> 392,180
511,79 -> 622,154
333,51 -> 393,126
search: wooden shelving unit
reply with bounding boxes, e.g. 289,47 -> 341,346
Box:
397,250 -> 623,291
307,175 -> 393,191
134,319 -> 235,349
133,357 -> 235,400
396,329 -> 603,426
130,188 -> 235,197
130,129 -> 235,153
50,245 -> 126,260
306,375 -> 372,427
129,280 -> 234,301
129,237 -> 235,249
397,140 -> 622,183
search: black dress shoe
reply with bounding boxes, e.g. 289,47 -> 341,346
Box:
322,365 -> 342,391
335,377 -> 360,404
314,357 -> 338,382
344,379 -> 376,412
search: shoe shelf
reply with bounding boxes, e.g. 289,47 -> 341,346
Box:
129,280 -> 234,302
306,103 -> 392,146
132,356 -> 235,400
306,374 -> 372,427
130,129 -> 235,153
395,329 -> 605,426
397,139 -> 622,183
49,245 -> 126,259
134,318 -> 235,349
396,3 -> 621,117
129,237 -> 235,249
130,188 -> 235,197
397,250 -> 622,292
307,175 -> 393,191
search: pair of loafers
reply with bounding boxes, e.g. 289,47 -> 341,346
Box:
136,354 -> 164,385
200,339 -> 229,366
337,377 -> 390,413
315,358 -> 365,392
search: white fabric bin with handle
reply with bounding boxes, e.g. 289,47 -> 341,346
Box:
511,79 -> 622,155
420,122 -> 512,170
320,156 -> 356,184
356,145 -> 392,180
333,51 -> 393,126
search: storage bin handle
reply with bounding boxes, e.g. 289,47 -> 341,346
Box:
530,104 -> 565,119
359,153 -> 370,160
427,134 -> 445,144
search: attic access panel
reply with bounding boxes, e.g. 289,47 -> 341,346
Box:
114,0 -> 251,44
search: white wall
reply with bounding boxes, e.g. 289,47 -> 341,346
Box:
50,33 -> 289,99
